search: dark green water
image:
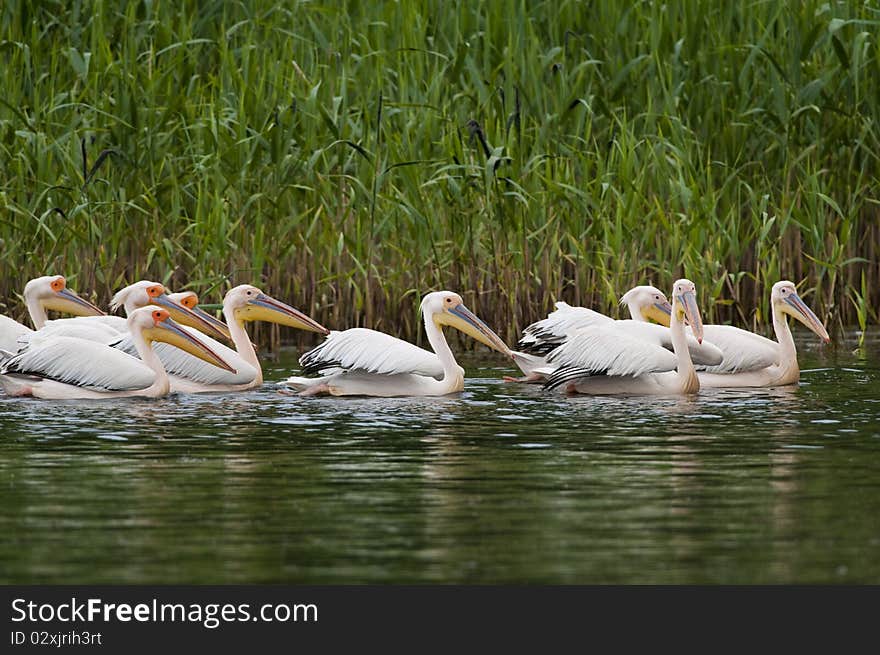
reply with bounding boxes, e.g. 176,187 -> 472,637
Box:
1,330 -> 878,584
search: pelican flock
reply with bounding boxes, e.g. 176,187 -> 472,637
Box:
0,273 -> 831,400
508,284 -> 723,383
16,280 -> 231,349
0,307 -> 233,399
114,284 -> 329,393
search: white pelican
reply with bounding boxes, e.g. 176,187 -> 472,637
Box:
113,284 -> 329,392
281,290 -> 513,397
0,276 -> 105,351
0,307 -> 234,399
22,280 -> 231,347
543,279 -> 705,395
697,281 -> 831,388
509,285 -> 720,382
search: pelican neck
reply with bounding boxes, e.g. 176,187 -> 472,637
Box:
224,304 -> 262,384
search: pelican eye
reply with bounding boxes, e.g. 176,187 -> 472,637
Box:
147,285 -> 164,298
152,310 -> 165,322
51,278 -> 65,292
182,295 -> 197,308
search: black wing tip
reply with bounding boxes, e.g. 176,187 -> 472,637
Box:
543,367 -> 596,391
298,342 -> 342,375
518,343 -> 563,356
301,360 -> 342,375
517,329 -> 566,356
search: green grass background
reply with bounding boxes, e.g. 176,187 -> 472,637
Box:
1,0 -> 878,346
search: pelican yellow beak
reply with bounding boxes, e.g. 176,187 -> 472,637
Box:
642,300 -> 673,326
145,316 -> 236,372
675,289 -> 704,343
153,293 -> 232,341
238,293 -> 330,334
436,303 -> 513,357
191,305 -> 233,341
43,288 -> 106,317
783,293 -> 831,343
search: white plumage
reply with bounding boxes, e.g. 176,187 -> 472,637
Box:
44,315 -> 128,334
546,326 -> 677,380
0,315 -> 31,352
113,329 -> 257,386
0,275 -> 105,353
510,293 -> 722,382
30,281 -> 198,345
697,281 -> 830,388
282,291 -> 511,397
613,321 -> 721,365
115,284 -> 328,393
2,336 -> 156,391
696,325 -> 779,373
515,302 -> 611,356
0,306 -> 235,399
543,279 -> 705,396
17,320 -> 123,351
301,328 -> 447,378
29,283 -> 252,392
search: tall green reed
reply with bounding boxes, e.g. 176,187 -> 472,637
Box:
1,0 -> 877,347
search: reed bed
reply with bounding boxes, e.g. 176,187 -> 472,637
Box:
1,0 -> 878,347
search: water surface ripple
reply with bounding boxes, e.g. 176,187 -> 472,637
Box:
1,330 -> 878,583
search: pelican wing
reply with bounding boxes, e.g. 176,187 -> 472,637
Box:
112,329 -> 256,385
544,325 -> 676,389
697,325 -> 780,373
0,315 -> 32,352
45,315 -> 128,333
300,328 -> 444,378
615,321 -> 724,366
1,336 -> 155,391
18,320 -> 122,350
517,302 -> 613,355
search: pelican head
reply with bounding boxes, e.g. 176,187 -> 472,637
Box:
167,290 -> 232,342
226,285 -> 329,333
111,281 -> 231,341
771,281 -> 830,343
423,291 -> 513,357
671,279 -> 704,343
24,275 -> 105,317
168,291 -> 199,309
133,306 -> 235,372
620,285 -> 673,325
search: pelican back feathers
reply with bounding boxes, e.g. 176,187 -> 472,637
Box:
112,330 -> 257,385
696,325 -> 780,373
299,328 -> 445,379
1,336 -> 155,392
517,302 -> 613,356
543,326 -> 678,390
